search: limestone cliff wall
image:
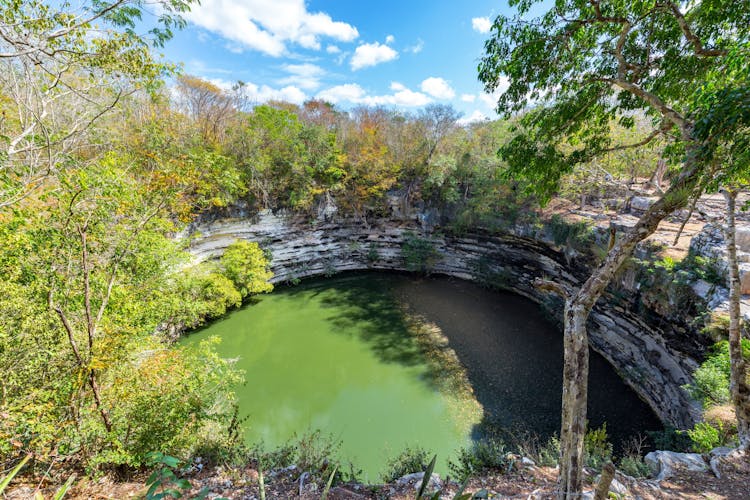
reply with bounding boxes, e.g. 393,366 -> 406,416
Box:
185,210 -> 705,428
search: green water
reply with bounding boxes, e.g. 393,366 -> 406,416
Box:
183,274 -> 479,480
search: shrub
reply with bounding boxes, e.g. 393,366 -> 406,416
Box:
512,434 -> 560,467
220,240 -> 274,297
617,436 -> 651,478
547,214 -> 593,249
381,446 -> 431,482
401,233 -> 440,273
647,427 -> 693,453
251,442 -> 297,471
250,431 -> 358,483
448,439 -> 509,481
295,430 -> 343,477
687,363 -> 730,406
163,266 -> 243,331
366,243 -> 380,263
85,337 -> 243,471
687,422 -> 727,453
687,422 -> 721,453
583,424 -> 612,471
618,455 -> 652,478
683,340 -> 750,407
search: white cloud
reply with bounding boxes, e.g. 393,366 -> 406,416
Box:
185,0 -> 359,57
472,16 -> 492,34
326,44 -> 341,53
457,110 -> 489,126
460,94 -> 476,103
209,78 -> 307,104
420,77 -> 455,99
385,34 -> 395,44
316,82 -> 431,107
187,59 -> 234,75
245,82 -> 307,104
479,93 -> 497,108
316,83 -> 366,103
278,63 -> 325,90
406,39 -> 424,54
478,76 -> 510,108
387,87 -> 431,107
350,41 -> 398,70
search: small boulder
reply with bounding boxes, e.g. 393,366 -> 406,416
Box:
630,196 -> 657,212
395,471 -> 442,492
644,450 -> 708,481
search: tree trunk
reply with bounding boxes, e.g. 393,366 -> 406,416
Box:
723,188 -> 750,450
555,151 -> 703,498
594,462 -> 616,500
558,303 -> 590,498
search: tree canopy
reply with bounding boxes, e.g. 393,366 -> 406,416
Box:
479,0 -> 750,203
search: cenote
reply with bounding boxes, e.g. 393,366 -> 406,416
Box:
183,272 -> 661,480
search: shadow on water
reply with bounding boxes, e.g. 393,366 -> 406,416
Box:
282,273 -> 471,400
388,273 -> 663,453
218,271 -> 662,457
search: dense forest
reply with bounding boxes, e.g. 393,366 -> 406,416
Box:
1,1 -> 749,499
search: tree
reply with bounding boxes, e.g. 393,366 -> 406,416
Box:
479,1 -> 749,496
722,187 -> 750,450
0,0 -> 195,208
220,240 -> 274,297
174,75 -> 236,144
690,45 -> 750,449
0,154 -> 249,469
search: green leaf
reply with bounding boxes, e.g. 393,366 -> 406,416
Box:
53,474 -> 76,500
320,466 -> 337,500
452,477 -> 470,500
0,454 -> 31,494
415,454 -> 437,499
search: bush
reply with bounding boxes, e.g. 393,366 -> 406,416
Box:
688,363 -> 730,406
220,240 -> 274,297
683,340 -> 750,407
366,243 -> 380,263
250,442 -> 297,471
448,439 -> 509,480
618,455 -> 652,478
583,424 -> 613,471
647,427 -> 693,453
401,233 -> 440,273
381,447 -> 431,482
163,266 -> 243,331
250,431 -> 358,483
84,337 -> 243,471
617,436 -> 651,478
687,421 -> 730,453
512,434 -> 560,467
547,214 -> 593,250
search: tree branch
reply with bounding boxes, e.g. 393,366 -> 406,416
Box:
661,1 -> 727,57
54,306 -> 83,366
599,78 -> 689,138
534,277 -> 572,302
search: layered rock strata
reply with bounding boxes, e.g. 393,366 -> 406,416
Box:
185,209 -> 707,428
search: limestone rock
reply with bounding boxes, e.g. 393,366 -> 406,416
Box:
184,210 -> 711,429
630,196 -> 657,212
644,450 -> 708,481
395,472 -> 442,492
735,227 -> 750,253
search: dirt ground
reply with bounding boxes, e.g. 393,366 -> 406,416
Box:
6,452 -> 749,499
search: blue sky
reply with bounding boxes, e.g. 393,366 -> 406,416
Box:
157,0 -> 514,123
